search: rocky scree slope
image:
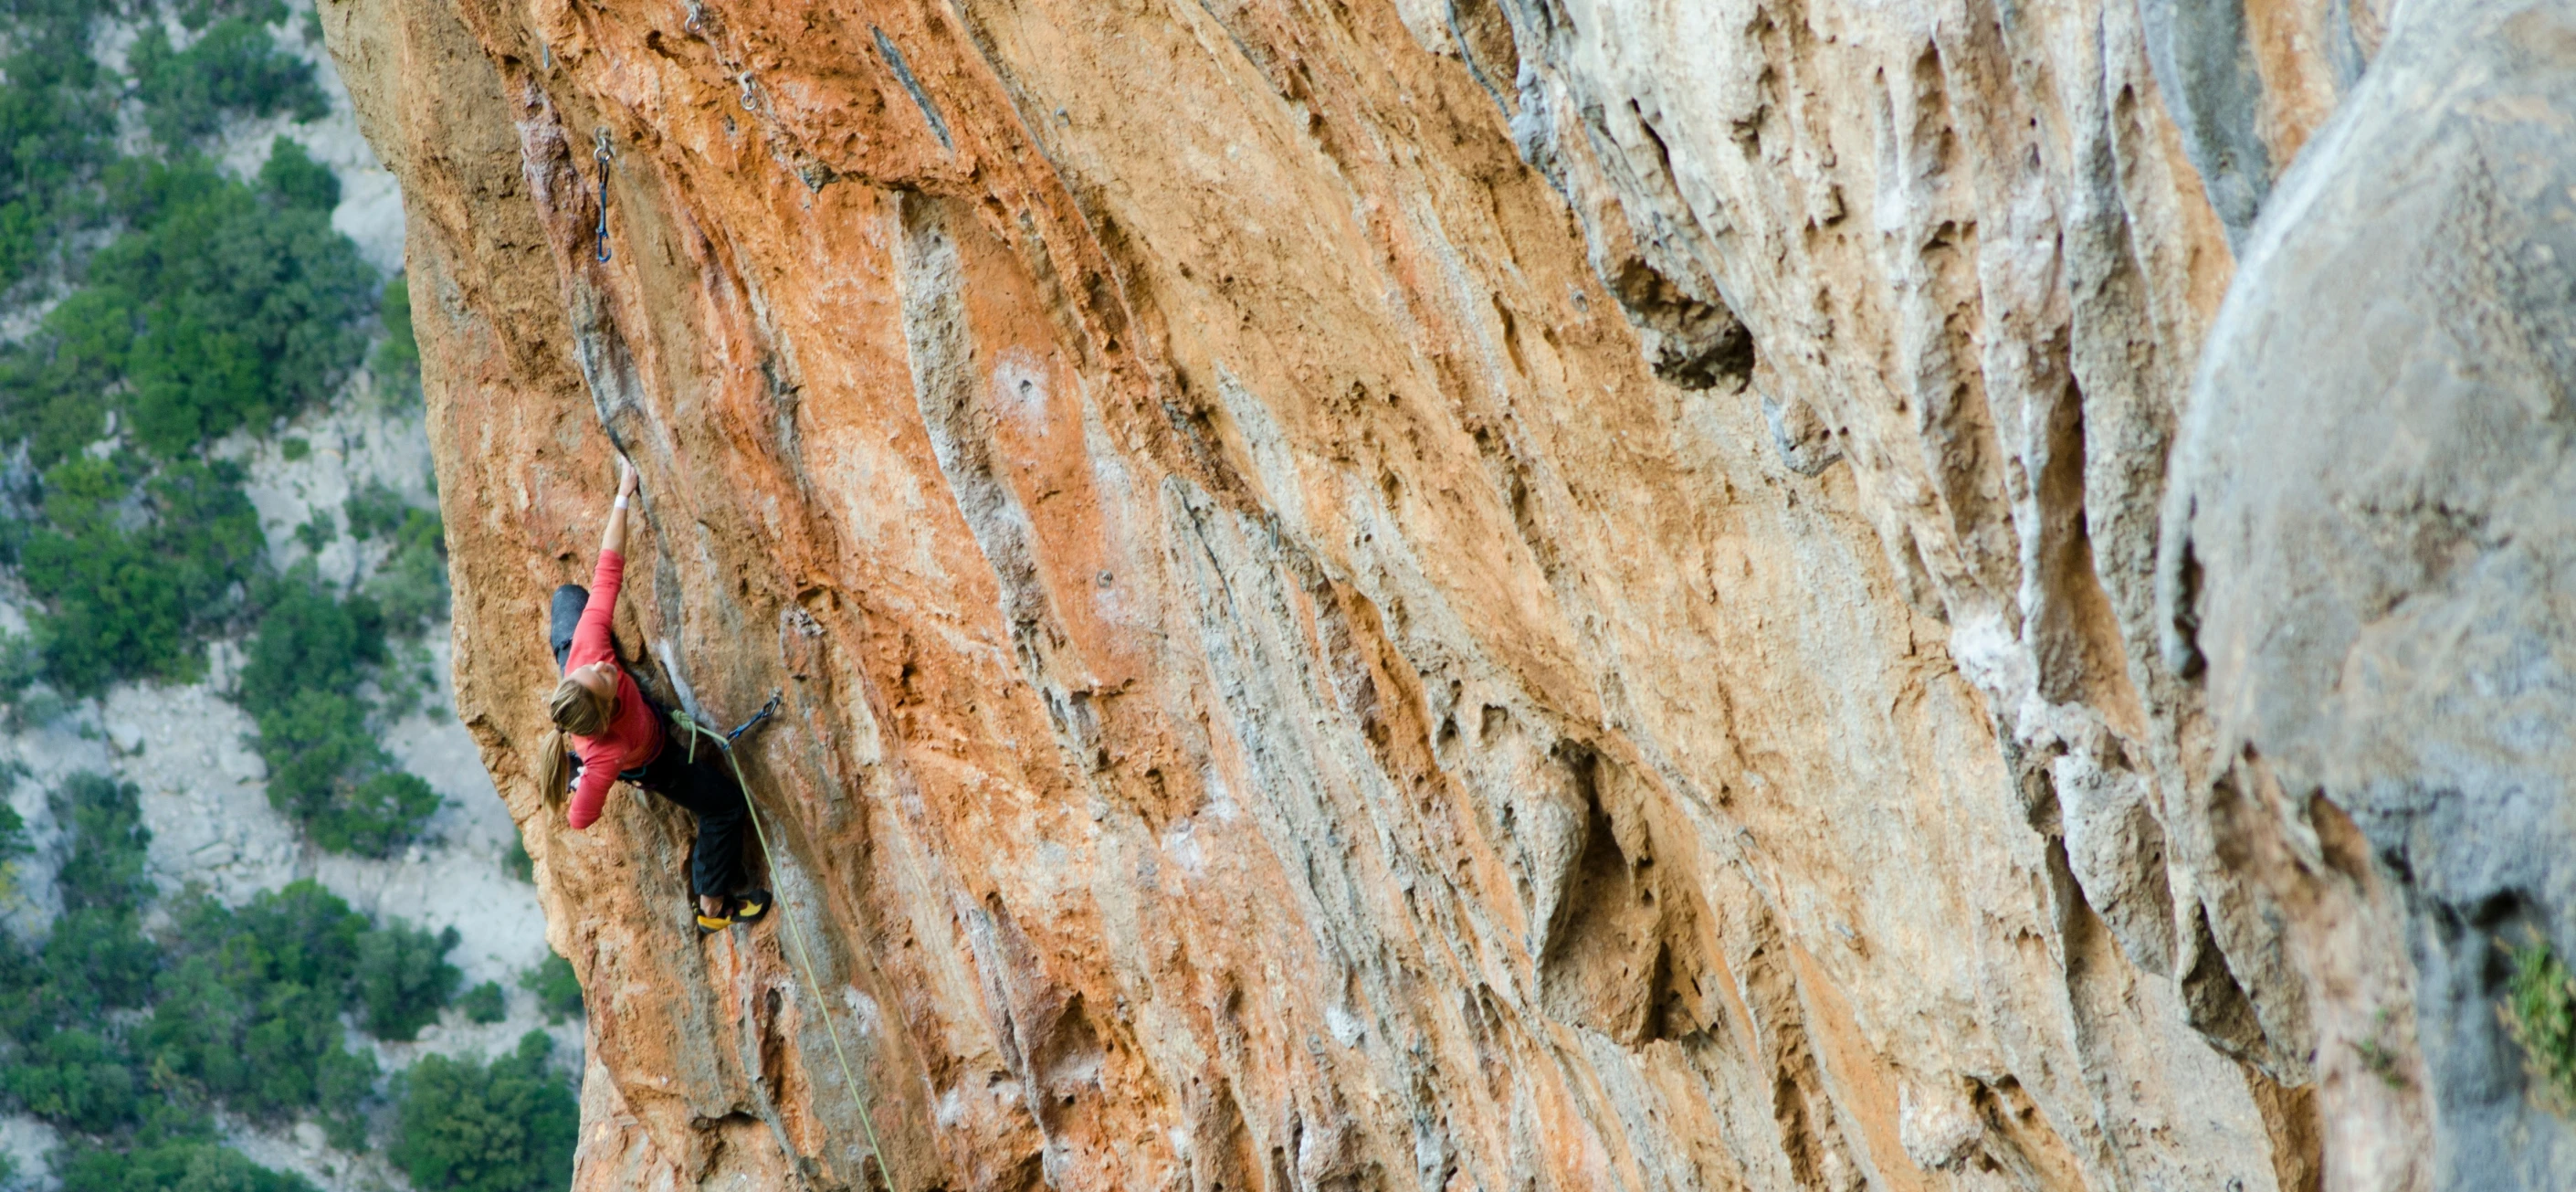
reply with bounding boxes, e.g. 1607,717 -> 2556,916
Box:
319,0 -> 2576,1186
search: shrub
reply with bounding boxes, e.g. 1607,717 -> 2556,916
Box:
239,569 -> 439,856
292,516 -> 331,553
103,155 -> 378,457
57,1132 -> 317,1192
250,690 -> 439,857
239,567 -> 383,714
1,1028 -> 135,1132
0,775 -> 30,902
2506,935 -> 2576,1110
459,981 -> 505,1025
345,483 -> 448,631
51,773 -> 151,914
256,136 -> 336,213
343,480 -> 406,541
519,955 -> 580,1025
176,0 -> 290,31
323,771 -> 441,857
129,16 -> 327,148
251,688 -> 372,829
143,883 -> 383,1143
0,803 -> 491,1169
0,2 -> 117,287
38,910 -> 157,1013
0,631 -> 45,719
389,1031 -> 576,1192
373,274 -> 420,406
501,837 -> 532,884
355,920 -> 458,1041
4,153 -> 376,467
367,507 -> 448,628
19,459 -> 260,693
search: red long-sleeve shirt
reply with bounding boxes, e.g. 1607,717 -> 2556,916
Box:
564,549 -> 664,829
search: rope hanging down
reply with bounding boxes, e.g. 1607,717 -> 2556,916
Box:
592,129 -> 615,263
672,696 -> 902,1190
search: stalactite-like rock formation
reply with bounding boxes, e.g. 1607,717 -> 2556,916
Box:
317,0 -> 2576,1184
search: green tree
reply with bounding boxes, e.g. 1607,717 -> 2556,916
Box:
145,883 -> 384,1145
52,773 -> 151,914
57,1123 -> 317,1192
344,482 -> 448,631
238,567 -> 383,716
18,459 -> 261,693
342,480 -> 406,541
39,775 -> 157,1015
390,1031 -> 576,1192
519,955 -> 581,1025
355,920 -> 458,1041
129,14 -> 327,148
238,568 -> 440,855
1,1028 -> 135,1132
458,981 -> 505,1025
372,273 -> 420,406
101,156 -> 378,457
0,0 -> 117,286
255,136 -> 336,212
330,771 -> 441,856
368,507 -> 448,628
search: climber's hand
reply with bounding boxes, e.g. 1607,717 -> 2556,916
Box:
616,457 -> 639,501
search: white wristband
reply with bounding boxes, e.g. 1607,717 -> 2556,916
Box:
613,495 -> 629,510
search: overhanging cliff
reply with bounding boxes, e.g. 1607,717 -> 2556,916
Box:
315,0 -> 2576,1185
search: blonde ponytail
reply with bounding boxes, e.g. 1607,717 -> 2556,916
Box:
539,729 -> 571,807
540,673 -> 610,808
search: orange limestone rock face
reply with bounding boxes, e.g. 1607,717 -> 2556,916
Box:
315,0 -> 2576,1184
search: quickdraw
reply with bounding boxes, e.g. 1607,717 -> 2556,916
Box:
592,128 -> 615,264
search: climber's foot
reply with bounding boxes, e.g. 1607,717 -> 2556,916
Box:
696,896 -> 732,934
729,889 -> 771,926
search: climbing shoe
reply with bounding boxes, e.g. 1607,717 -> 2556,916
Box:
695,902 -> 734,934
729,890 -> 772,926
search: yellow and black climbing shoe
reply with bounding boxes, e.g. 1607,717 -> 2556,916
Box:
729,889 -> 772,926
695,904 -> 734,934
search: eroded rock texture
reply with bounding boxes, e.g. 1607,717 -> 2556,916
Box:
312,0 -> 2576,1182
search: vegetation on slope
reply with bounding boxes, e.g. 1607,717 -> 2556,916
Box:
2506,936 -> 2576,1111
0,3 -> 574,1186
0,0 -> 443,855
0,770 -> 576,1187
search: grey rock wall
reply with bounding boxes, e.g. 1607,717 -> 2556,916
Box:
2171,2 -> 2576,1186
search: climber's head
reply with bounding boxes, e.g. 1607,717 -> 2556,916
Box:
549,662 -> 616,734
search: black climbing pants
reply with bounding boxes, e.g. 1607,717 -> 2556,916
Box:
632,728 -> 752,900
551,584 -> 753,901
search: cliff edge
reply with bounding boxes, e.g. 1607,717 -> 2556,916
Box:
315,0 -> 2576,1185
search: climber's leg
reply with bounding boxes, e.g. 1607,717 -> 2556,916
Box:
550,585 -> 589,673
682,763 -> 752,904
636,740 -> 752,902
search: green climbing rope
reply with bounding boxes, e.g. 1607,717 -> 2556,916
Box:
671,710 -> 900,1190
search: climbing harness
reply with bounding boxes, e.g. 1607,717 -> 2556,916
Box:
671,696 -> 901,1191
592,128 -> 615,264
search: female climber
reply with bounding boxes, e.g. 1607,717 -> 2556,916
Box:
540,459 -> 770,934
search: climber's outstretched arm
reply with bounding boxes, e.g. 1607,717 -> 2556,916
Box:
571,459 -> 640,667
600,458 -> 638,557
